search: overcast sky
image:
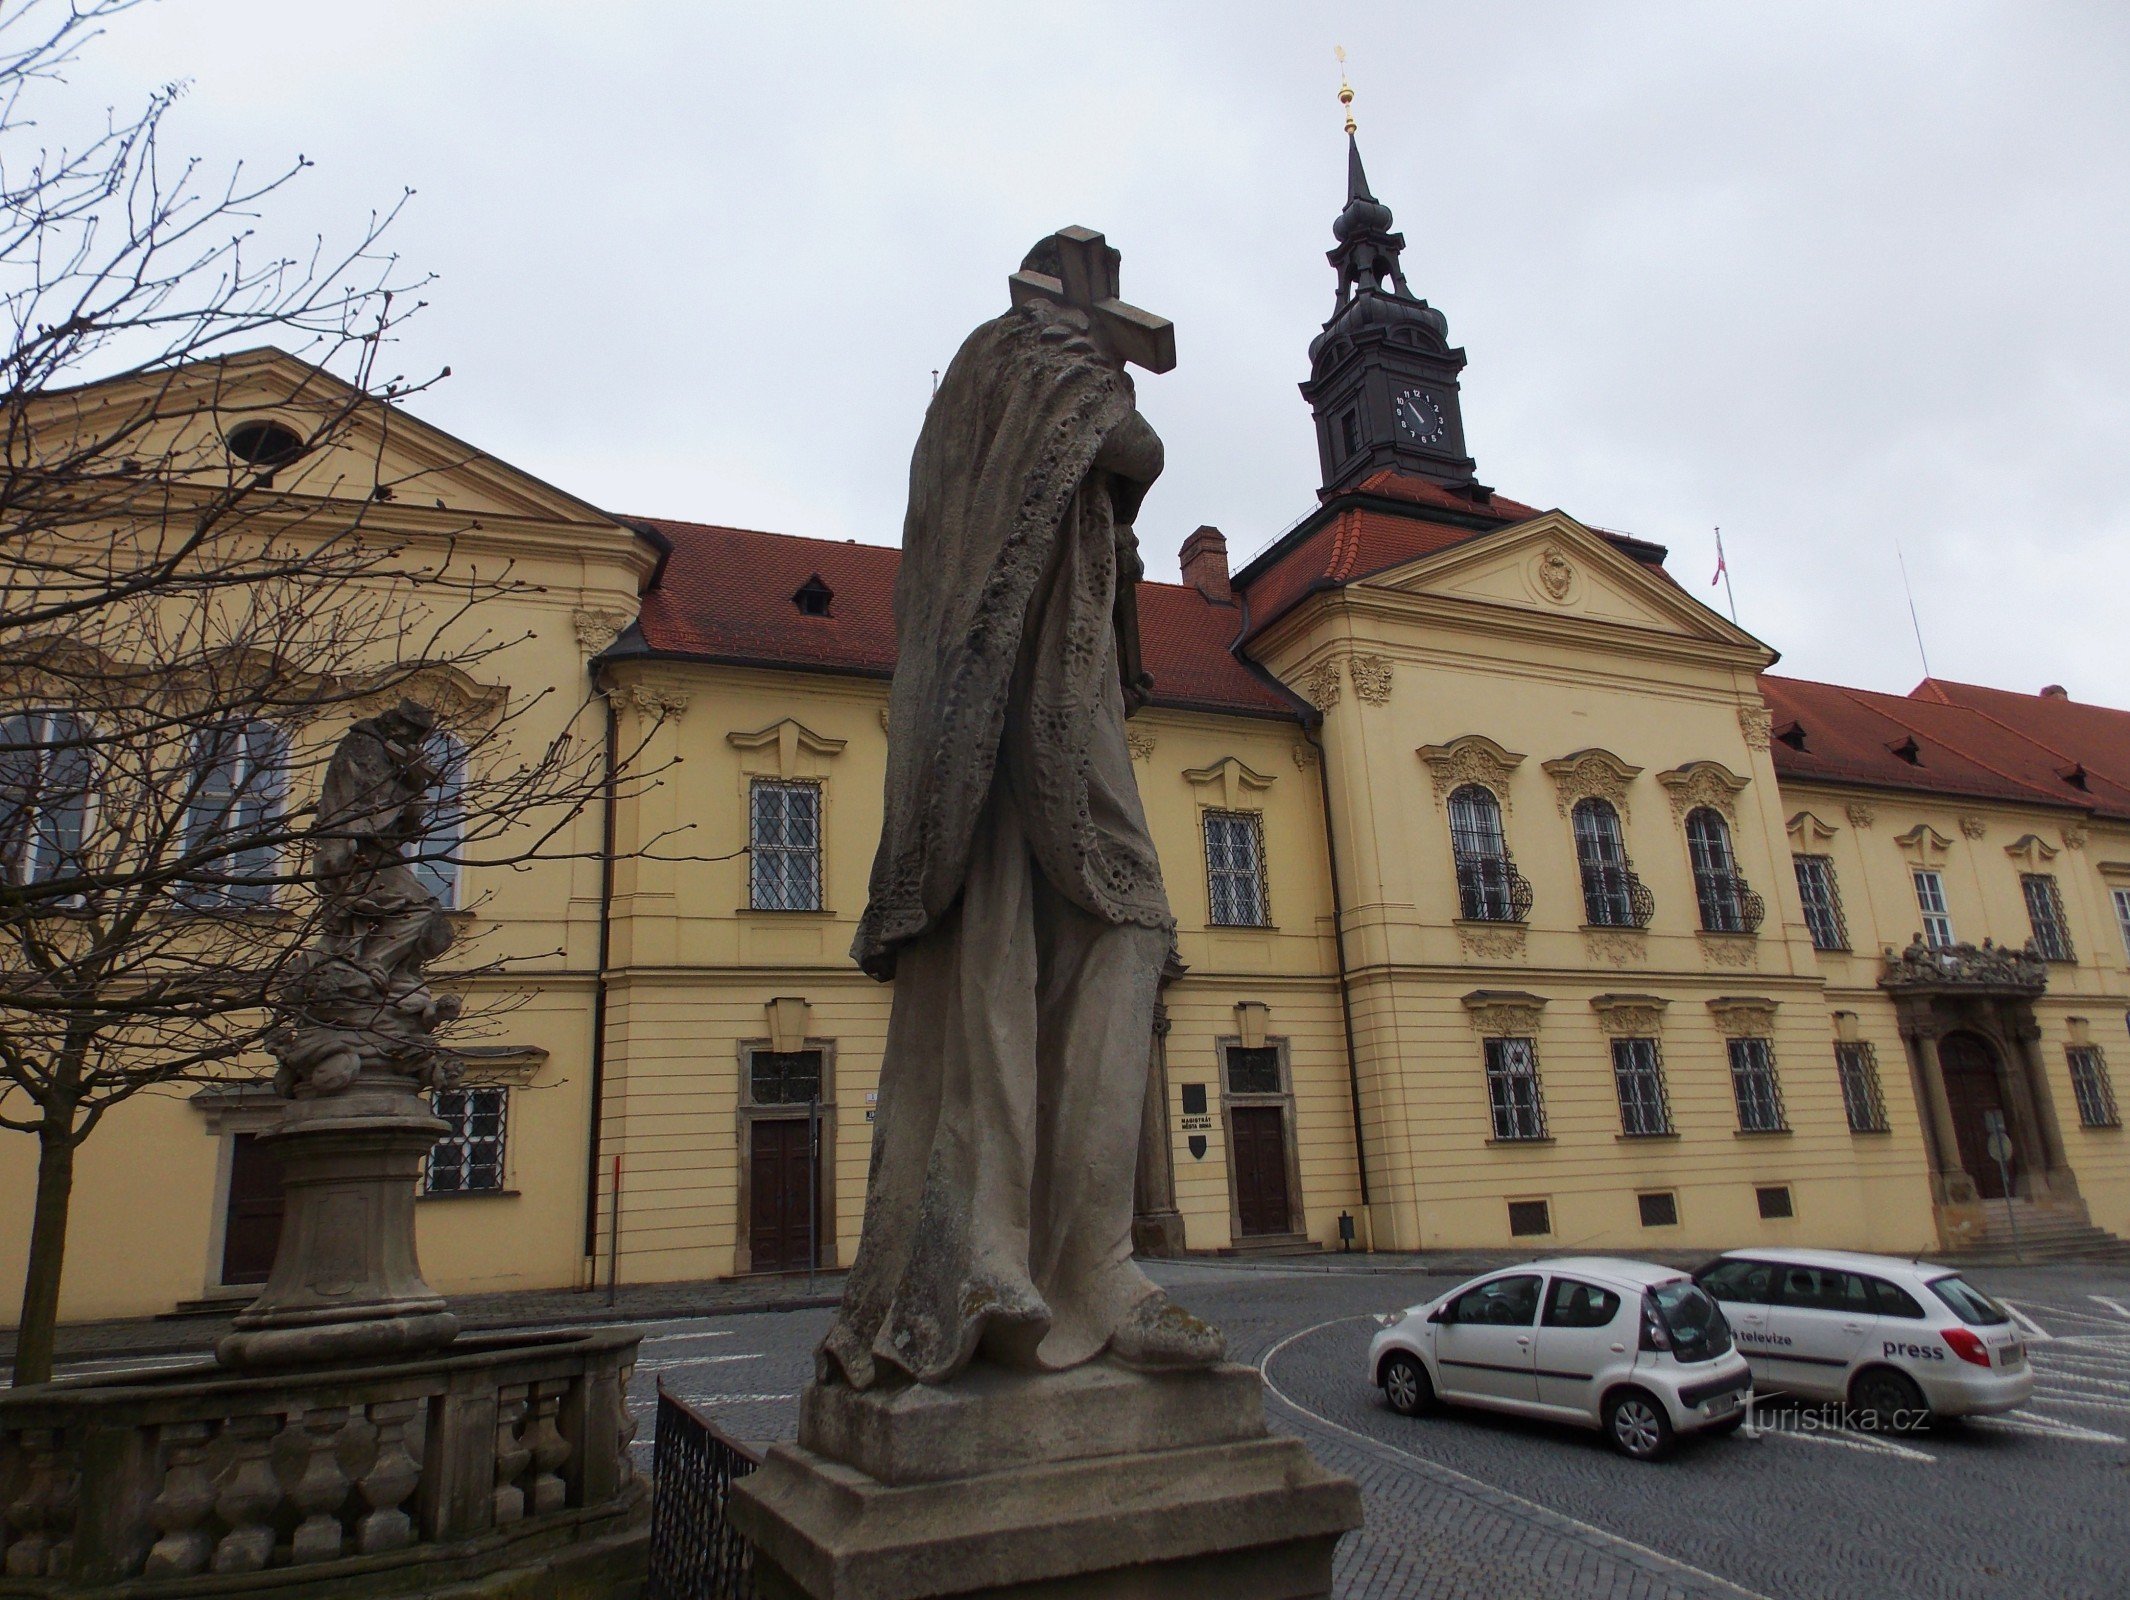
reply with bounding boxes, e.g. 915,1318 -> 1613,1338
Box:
64,1 -> 2130,700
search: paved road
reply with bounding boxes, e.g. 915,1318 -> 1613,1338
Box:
627,1258 -> 2130,1600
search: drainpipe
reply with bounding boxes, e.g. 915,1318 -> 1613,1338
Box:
581,679 -> 619,1279
1228,591 -> 1371,1217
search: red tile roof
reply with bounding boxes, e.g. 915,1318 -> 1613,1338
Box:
1761,676 -> 2130,822
617,517 -> 1301,719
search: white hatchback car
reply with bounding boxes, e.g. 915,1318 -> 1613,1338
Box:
1368,1258 -> 1754,1460
1693,1248 -> 2033,1427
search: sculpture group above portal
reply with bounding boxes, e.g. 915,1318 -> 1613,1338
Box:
1880,936 -> 2048,996
267,700 -> 462,1099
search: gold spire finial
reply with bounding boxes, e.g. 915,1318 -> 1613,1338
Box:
1335,45 -> 1356,135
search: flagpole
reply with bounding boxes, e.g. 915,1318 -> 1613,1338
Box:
1713,526 -> 1739,624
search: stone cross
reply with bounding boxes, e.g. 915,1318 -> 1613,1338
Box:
1008,226 -> 1177,373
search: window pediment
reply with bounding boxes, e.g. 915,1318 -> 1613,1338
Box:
1786,810 -> 1839,851
1541,747 -> 1642,820
1707,996 -> 1778,1037
1418,735 -> 1526,812
1893,823 -> 1955,866
1461,989 -> 1547,1036
2004,833 -> 2060,871
727,717 -> 847,779
1182,756 -> 1276,812
1655,760 -> 1749,824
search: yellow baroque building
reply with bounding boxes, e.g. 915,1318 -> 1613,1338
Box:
9,148 -> 2130,1328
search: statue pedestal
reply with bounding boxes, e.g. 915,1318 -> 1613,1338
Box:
729,1359 -> 1361,1599
217,1075 -> 459,1369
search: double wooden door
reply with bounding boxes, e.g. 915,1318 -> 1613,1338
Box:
749,1117 -> 818,1273
1940,1033 -> 2015,1201
221,1133 -> 286,1285
1229,1105 -> 1292,1237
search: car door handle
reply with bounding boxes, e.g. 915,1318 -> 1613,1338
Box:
1841,1322 -> 1865,1333
1610,1343 -> 1626,1353
1516,1336 -> 1532,1347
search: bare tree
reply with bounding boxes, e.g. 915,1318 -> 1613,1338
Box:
0,0 -> 656,1384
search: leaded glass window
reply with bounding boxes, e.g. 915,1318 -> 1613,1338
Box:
2068,1046 -> 2120,1129
1449,786 -> 1523,922
1573,800 -> 1643,927
750,779 -> 822,911
1225,1045 -> 1282,1096
750,1048 -> 824,1105
1484,1037 -> 1547,1141
1836,1041 -> 1890,1133
1727,1037 -> 1787,1133
2021,873 -> 2075,962
1203,810 -> 1268,927
1611,1037 -> 1672,1136
1687,808 -> 1749,932
427,1086 -> 507,1193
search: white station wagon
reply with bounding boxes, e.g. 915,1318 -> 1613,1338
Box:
1694,1248 -> 2034,1426
1368,1257 -> 1754,1460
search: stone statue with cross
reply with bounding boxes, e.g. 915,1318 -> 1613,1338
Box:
1008,224 -> 1177,374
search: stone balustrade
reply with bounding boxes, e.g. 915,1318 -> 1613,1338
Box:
0,1328 -> 642,1595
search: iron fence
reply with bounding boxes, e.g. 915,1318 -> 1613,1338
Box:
647,1382 -> 764,1600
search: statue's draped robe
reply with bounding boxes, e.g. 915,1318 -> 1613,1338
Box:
824,301 -> 1173,1389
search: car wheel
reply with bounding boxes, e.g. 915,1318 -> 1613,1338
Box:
1604,1388 -> 1674,1461
1849,1366 -> 1930,1434
1381,1352 -> 1434,1417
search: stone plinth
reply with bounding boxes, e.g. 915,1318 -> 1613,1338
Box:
728,1360 -> 1361,1600
217,1075 -> 459,1369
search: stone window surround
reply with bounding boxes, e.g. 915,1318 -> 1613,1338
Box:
733,1035 -> 840,1275
1213,1028 -> 1308,1248
727,718 -> 846,916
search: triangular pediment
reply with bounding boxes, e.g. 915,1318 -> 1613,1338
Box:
33,347 -> 625,529
1359,511 -> 1766,653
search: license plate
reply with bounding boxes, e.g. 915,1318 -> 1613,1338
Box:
1703,1391 -> 1741,1417
1998,1343 -> 2024,1369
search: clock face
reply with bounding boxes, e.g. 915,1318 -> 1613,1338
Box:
1394,388 -> 1447,446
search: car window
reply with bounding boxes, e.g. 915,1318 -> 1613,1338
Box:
1774,1265 -> 1871,1314
1543,1277 -> 1623,1328
1927,1275 -> 2012,1326
1451,1274 -> 1542,1326
1697,1259 -> 1774,1304
1866,1277 -> 1926,1319
1649,1280 -> 1735,1363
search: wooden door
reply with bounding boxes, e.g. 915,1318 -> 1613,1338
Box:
1230,1105 -> 1292,1237
221,1133 -> 285,1285
748,1117 -> 816,1273
1940,1034 -> 2014,1201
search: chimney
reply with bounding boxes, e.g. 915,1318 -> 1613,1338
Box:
1179,524 -> 1232,604
2040,684 -> 2068,701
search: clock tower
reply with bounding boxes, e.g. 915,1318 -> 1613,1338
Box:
1299,132 -> 1479,495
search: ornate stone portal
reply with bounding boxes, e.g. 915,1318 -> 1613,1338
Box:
730,230 -> 1360,1599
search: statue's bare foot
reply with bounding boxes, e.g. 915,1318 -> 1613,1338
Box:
1108,1292 -> 1226,1371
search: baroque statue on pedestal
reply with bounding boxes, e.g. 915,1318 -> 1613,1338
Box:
820,229 -> 1223,1390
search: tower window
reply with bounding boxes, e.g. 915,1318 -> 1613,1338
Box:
1340,409 -> 1361,460
793,575 -> 833,617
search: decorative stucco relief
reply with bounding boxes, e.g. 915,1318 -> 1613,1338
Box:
1290,739 -> 1318,770
571,608 -> 633,658
629,684 -> 693,720
1707,997 -> 1779,1037
1348,654 -> 1394,705
2063,825 -> 2090,851
1591,994 -> 1668,1036
1126,727 -> 1156,763
1302,657 -> 1342,711
1418,735 -> 1527,811
1456,923 -> 1529,963
1461,990 -> 1546,1036
1582,928 -> 1647,969
1534,547 -> 1577,604
1697,932 -> 1759,970
1541,748 -> 1643,820
1958,815 -> 1988,841
1737,707 -> 1773,751
1845,803 -> 1877,830
1655,760 -> 1750,824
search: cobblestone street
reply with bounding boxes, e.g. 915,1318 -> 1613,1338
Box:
624,1257 -> 2130,1600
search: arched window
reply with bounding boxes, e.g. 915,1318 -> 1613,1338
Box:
1448,785 -> 1527,922
0,708 -> 95,886
183,719 -> 288,906
409,730 -> 466,909
1686,807 -> 1755,932
1571,799 -> 1648,928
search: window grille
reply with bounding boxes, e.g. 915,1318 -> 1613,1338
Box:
750,780 -> 822,911
2114,887 -> 2130,959
2067,1046 -> 2120,1129
1756,1185 -> 1795,1220
1913,869 -> 1955,949
1573,799 -> 1652,927
1224,1045 -> 1283,1096
750,1049 -> 823,1105
1835,1041 -> 1890,1133
183,719 -> 287,906
1637,1192 -> 1679,1228
1449,786 -> 1531,923
1686,808 -> 1761,933
1727,1037 -> 1787,1133
1483,1037 -> 1548,1141
1203,810 -> 1269,926
1793,854 -> 1849,951
1611,1037 -> 1672,1136
1507,1199 -> 1552,1237
409,730 -> 466,908
2021,873 -> 2075,962
0,708 -> 94,886
427,1086 -> 507,1193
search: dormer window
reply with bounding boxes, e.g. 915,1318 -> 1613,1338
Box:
793,575 -> 833,617
1887,735 -> 1922,765
1775,720 -> 1808,752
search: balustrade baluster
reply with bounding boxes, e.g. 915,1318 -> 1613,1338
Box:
357,1400 -> 421,1555
526,1381 -> 570,1516
144,1421 -> 218,1579
2,1427 -> 62,1578
289,1407 -> 351,1563
492,1386 -> 531,1524
211,1413 -> 283,1574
